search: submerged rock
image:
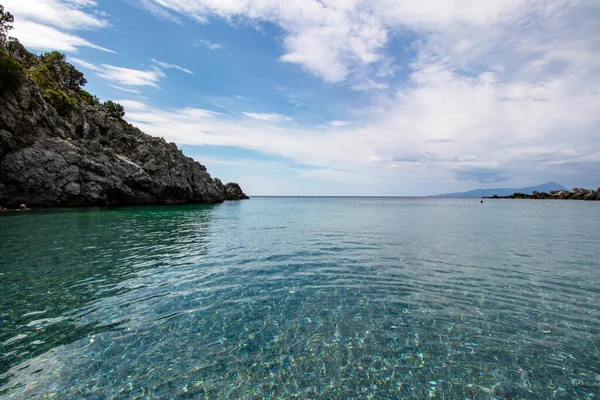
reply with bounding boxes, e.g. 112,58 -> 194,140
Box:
492,384 -> 515,398
0,77 -> 248,206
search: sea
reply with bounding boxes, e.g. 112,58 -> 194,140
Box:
0,197 -> 598,399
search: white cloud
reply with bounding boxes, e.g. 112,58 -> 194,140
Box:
98,65 -> 165,88
114,100 -> 153,111
68,57 -> 170,93
6,0 -> 111,53
120,51 -> 600,191
69,57 -> 101,71
107,84 -> 141,94
139,0 -> 387,83
131,0 -> 182,24
123,0 -> 600,192
242,112 -> 292,122
151,59 -> 195,75
2,0 -> 107,31
351,79 -> 389,91
328,121 -> 351,128
193,157 -> 291,171
123,103 -> 369,170
136,0 -> 531,85
297,169 -> 372,183
69,57 -> 178,93
11,20 -> 113,53
194,39 -> 223,50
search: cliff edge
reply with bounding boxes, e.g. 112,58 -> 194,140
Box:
0,59 -> 248,207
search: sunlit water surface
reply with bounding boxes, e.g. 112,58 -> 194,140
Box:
0,198 -> 598,399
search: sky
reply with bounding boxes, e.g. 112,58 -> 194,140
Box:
4,0 -> 600,196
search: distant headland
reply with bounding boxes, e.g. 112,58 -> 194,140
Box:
484,188 -> 600,201
434,182 -> 567,198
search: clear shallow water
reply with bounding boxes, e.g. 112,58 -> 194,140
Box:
0,198 -> 598,399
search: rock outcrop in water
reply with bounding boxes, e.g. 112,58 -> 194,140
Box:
484,188 -> 600,200
0,50 -> 248,207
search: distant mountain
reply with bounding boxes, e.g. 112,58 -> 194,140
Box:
435,182 -> 567,198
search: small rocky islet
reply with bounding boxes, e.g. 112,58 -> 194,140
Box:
484,188 -> 600,200
0,39 -> 247,207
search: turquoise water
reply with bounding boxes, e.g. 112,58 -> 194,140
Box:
0,198 -> 598,399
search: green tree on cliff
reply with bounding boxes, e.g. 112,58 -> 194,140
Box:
101,100 -> 125,119
0,5 -> 14,48
6,37 -> 37,68
79,89 -> 101,107
0,5 -> 20,90
0,5 -> 125,117
39,51 -> 87,91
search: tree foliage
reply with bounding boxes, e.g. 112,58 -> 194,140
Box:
42,88 -> 77,116
27,64 -> 58,91
79,89 -> 100,107
101,100 -> 125,119
0,52 -> 22,90
6,37 -> 37,68
0,8 -> 21,91
39,51 -> 87,91
1,5 -> 125,118
0,5 -> 14,47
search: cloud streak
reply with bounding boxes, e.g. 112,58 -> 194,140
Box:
69,57 -> 102,71
107,84 -> 141,94
194,39 -> 223,51
98,65 -> 165,88
6,0 -> 112,53
328,121 -> 352,128
151,59 -> 195,75
242,112 -> 292,123
12,20 -> 114,53
69,57 -> 180,92
3,0 -> 107,30
135,0 -> 558,87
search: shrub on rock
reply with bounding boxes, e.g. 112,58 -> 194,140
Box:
0,52 -> 22,90
42,88 -> 77,116
100,100 -> 125,119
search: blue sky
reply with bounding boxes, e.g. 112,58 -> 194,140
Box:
5,0 -> 600,195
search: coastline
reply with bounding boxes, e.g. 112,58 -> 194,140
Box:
483,188 -> 600,200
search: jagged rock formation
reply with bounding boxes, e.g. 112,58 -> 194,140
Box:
484,188 -> 600,200
0,76 -> 248,207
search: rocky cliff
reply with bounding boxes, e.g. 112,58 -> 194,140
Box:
0,77 -> 248,207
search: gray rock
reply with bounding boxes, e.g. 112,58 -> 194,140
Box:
0,77 -> 248,207
225,182 -> 249,200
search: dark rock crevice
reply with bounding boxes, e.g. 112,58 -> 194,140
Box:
0,77 -> 248,207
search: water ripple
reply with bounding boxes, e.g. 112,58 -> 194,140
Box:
0,199 -> 599,399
